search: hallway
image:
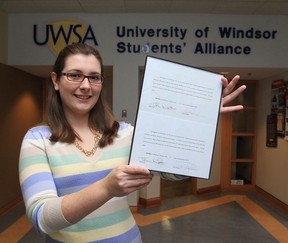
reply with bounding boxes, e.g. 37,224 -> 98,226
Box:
1,192 -> 288,243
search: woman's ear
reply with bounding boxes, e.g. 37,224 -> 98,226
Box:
50,72 -> 60,91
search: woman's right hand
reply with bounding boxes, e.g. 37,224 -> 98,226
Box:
61,164 -> 153,224
103,164 -> 153,197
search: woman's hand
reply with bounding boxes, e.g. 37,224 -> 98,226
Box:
103,165 -> 153,197
61,165 -> 152,224
220,75 -> 246,113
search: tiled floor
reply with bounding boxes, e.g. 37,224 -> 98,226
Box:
137,193 -> 288,243
0,192 -> 288,243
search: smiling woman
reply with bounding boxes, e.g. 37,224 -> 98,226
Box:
18,42 -> 245,243
19,43 -> 154,243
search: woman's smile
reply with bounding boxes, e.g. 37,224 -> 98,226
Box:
74,94 -> 92,100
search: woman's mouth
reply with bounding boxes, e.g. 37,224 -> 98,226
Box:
74,94 -> 91,100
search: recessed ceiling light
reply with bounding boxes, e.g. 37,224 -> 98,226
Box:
220,71 -> 229,75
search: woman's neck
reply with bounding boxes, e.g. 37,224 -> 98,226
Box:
65,112 -> 91,135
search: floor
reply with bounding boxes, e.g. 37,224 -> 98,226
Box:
0,191 -> 288,243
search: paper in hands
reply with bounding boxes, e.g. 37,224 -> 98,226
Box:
129,56 -> 223,179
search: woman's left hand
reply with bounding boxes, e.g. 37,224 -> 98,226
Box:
220,75 -> 246,113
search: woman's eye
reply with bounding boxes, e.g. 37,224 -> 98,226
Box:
90,75 -> 101,81
71,73 -> 82,78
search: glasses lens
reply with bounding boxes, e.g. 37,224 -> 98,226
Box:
67,73 -> 84,82
89,74 -> 103,84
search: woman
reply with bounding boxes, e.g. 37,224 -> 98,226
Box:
19,43 -> 245,243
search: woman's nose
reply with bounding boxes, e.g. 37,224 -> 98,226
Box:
79,77 -> 91,89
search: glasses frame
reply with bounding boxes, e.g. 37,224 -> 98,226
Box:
59,72 -> 104,85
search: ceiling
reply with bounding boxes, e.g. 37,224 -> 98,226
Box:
1,0 -> 288,80
1,0 -> 288,15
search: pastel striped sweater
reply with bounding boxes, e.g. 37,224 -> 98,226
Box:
19,122 -> 141,243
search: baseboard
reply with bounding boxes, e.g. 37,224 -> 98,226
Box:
255,186 -> 288,215
0,197 -> 23,217
196,184 -> 222,195
139,197 -> 161,208
129,206 -> 139,213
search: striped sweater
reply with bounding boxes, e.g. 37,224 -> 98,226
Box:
19,122 -> 141,243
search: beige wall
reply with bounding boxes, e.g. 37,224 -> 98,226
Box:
257,73 -> 288,205
0,63 -> 43,210
0,10 -> 8,64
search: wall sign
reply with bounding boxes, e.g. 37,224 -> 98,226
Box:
33,19 -> 98,55
7,14 -> 288,67
31,20 -> 279,56
114,25 -> 277,55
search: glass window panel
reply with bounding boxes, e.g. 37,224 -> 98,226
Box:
229,82 -> 256,107
232,136 -> 254,159
231,163 -> 253,184
232,109 -> 255,133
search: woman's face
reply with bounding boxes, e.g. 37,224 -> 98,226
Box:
51,54 -> 102,119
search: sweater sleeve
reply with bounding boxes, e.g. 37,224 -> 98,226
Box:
19,127 -> 71,234
38,197 -> 71,234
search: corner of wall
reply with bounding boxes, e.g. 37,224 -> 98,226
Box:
0,10 -> 8,64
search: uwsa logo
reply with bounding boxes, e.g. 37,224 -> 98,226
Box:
33,19 -> 98,55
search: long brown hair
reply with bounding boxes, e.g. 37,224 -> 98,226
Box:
47,43 -> 119,148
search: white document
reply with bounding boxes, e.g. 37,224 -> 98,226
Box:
129,56 -> 223,179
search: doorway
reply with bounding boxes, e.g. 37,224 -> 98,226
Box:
161,178 -> 195,199
221,80 -> 258,191
102,66 -> 113,110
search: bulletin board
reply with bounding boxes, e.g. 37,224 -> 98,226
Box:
271,80 -> 286,138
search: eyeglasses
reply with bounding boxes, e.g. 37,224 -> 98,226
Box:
59,72 -> 104,85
